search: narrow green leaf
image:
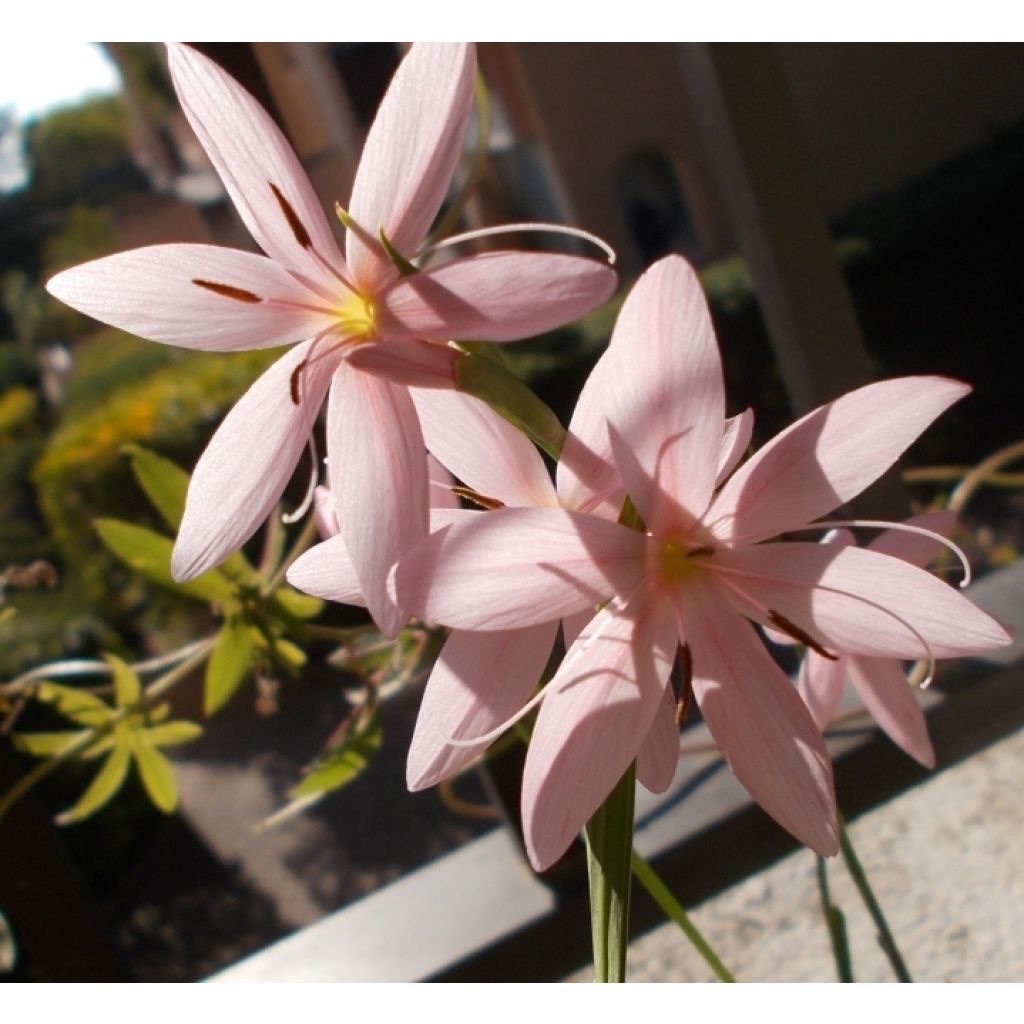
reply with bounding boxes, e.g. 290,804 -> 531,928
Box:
291,716 -> 382,798
124,445 -> 189,530
271,637 -> 307,673
271,586 -> 324,621
105,653 -> 140,708
55,743 -> 131,825
130,733 -> 178,813
12,730 -> 89,758
95,519 -> 234,602
145,721 -> 203,748
36,682 -> 111,728
204,618 -> 255,715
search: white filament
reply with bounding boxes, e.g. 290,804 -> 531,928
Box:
282,432 -> 320,525
418,221 -> 617,265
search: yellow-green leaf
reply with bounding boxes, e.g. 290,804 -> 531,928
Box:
105,653 -> 140,708
130,733 -> 178,813
12,730 -> 88,759
271,586 -> 324,621
145,720 -> 202,748
273,637 -> 307,672
55,743 -> 131,825
36,682 -> 111,728
124,444 -> 188,530
291,716 -> 381,798
204,618 -> 255,715
95,519 -> 234,602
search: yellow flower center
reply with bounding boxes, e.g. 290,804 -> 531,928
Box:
658,538 -> 714,584
337,293 -> 376,340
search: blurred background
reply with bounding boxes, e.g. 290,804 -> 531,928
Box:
0,42 -> 1022,981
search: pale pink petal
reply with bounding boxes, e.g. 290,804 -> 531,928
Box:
313,485 -> 339,538
846,656 -> 935,768
413,389 -> 558,509
604,256 -> 725,537
285,535 -> 366,607
557,339 -> 626,517
167,44 -> 346,288
716,409 -> 754,487
797,652 -> 848,731
345,339 -> 460,388
427,455 -> 460,510
867,509 -> 957,568
635,683 -> 680,793
46,245 -> 333,351
678,582 -> 838,856
407,621 -> 559,791
346,43 -> 476,291
711,542 -> 1012,660
522,595 -> 677,871
379,252 -> 617,342
172,341 -> 336,580
391,507 -> 651,631
327,361 -> 429,639
706,377 -> 970,544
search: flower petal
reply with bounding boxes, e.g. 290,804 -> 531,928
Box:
679,582 -> 838,856
172,341 -> 335,580
407,621 -> 559,791
706,377 -> 970,544
391,507 -> 650,631
327,360 -> 429,639
345,339 -> 460,388
522,594 -> 677,871
716,409 -> 754,487
412,389 -> 558,509
635,683 -> 680,794
867,509 -> 957,567
285,534 -> 365,607
711,542 -> 1012,659
605,255 -> 725,537
346,43 -> 476,291
846,656 -> 935,768
797,652 -> 848,731
379,252 -> 617,342
167,44 -> 346,288
47,244 -> 333,351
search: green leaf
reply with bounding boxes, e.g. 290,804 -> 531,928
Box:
130,733 -> 178,813
272,637 -> 307,673
271,586 -> 324,621
145,720 -> 202,747
124,444 -> 188,530
204,618 -> 255,716
36,682 -> 111,728
12,730 -> 89,758
291,715 -> 382,798
95,518 -> 234,602
105,653 -> 140,708
55,742 -> 131,825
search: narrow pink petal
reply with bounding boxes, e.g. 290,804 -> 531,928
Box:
605,255 -> 725,538
557,340 -> 626,517
285,535 -> 366,607
716,409 -> 754,487
427,455 -> 460,511
47,245 -> 333,351
345,339 -> 459,388
313,485 -> 339,539
172,341 -> 336,580
391,507 -> 651,631
347,43 -> 476,291
846,656 -> 935,768
413,389 -> 558,509
797,652 -> 848,731
706,377 -> 970,545
867,509 -> 957,568
167,44 -> 346,288
635,684 -> 680,793
407,621 -> 559,791
522,595 -> 677,871
327,361 -> 429,639
379,252 -> 617,342
678,582 -> 838,856
711,542 -> 1012,659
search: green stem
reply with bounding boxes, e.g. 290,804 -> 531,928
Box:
0,638 -> 215,823
265,514 -> 319,593
584,763 -> 635,982
630,849 -> 736,982
838,812 -> 913,982
815,853 -> 854,982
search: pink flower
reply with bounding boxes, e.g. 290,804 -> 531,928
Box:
780,509 -> 961,769
47,43 -> 616,638
392,255 -> 1011,870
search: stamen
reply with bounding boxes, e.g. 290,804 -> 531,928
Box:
335,203 -> 386,260
289,362 -> 305,405
192,279 -> 262,303
451,485 -> 505,510
286,324 -> 350,405
767,610 -> 839,661
270,182 -> 312,249
793,518 -> 972,589
282,432 -> 320,525
676,643 -> 693,727
417,222 -> 617,265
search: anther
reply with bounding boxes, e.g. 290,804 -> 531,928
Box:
451,485 -> 505,510
192,279 -> 262,303
676,643 -> 693,727
289,362 -> 306,405
270,182 -> 312,249
767,610 -> 839,661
